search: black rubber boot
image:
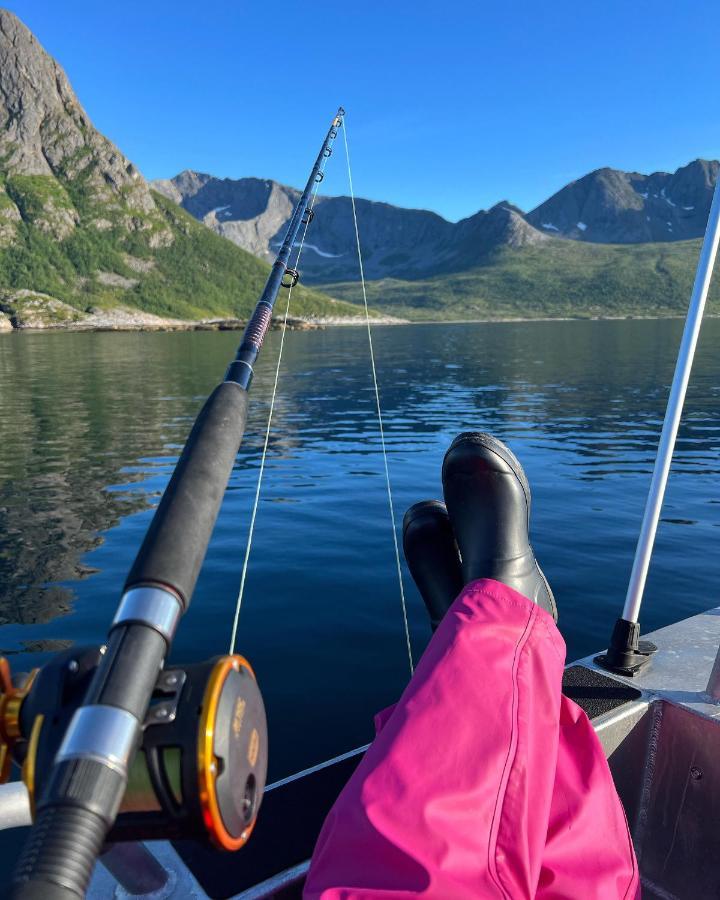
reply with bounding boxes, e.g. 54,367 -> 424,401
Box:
402,500 -> 464,631
442,432 -> 557,621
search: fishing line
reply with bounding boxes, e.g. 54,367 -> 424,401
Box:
342,118 -> 414,677
228,160 -> 329,655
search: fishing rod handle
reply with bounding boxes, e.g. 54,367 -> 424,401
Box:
11,383 -> 250,897
10,625 -> 164,898
125,379 -> 249,606
11,807 -> 107,899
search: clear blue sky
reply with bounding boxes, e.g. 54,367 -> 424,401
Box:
7,0 -> 720,221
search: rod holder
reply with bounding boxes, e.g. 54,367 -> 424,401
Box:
595,617 -> 657,677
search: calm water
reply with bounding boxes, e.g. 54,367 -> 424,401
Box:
0,320 -> 718,779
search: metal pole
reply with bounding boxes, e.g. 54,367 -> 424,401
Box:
623,178 -> 720,624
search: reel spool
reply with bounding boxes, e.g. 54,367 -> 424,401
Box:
1,650 -> 267,851
114,655 -> 267,848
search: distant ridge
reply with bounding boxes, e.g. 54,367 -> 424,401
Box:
152,172 -> 554,283
154,159 -> 719,285
153,160 -> 720,321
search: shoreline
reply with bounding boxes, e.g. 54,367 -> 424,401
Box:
0,306 -> 407,334
1,306 -> 715,334
393,312 -> 720,326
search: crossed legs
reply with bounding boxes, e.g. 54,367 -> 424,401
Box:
305,434 -> 638,899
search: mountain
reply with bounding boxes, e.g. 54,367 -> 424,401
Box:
526,160 -> 719,243
153,172 -> 457,282
0,9 -> 362,327
155,163 -> 720,321
153,174 -> 549,283
154,159 -> 719,296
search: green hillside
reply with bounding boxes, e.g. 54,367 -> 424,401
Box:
0,176 -> 362,322
324,237 -> 718,321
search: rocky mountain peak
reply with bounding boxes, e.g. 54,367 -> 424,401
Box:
486,202 -> 547,247
447,202 -> 546,268
527,159 -> 718,243
0,8 -> 161,242
152,169 -> 214,206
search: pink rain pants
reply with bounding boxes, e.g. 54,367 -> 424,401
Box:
305,579 -> 639,899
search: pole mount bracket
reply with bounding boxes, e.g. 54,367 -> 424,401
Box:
595,617 -> 657,677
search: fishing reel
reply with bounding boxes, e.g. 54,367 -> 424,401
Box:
0,647 -> 267,850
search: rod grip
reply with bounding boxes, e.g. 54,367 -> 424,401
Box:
124,381 -> 249,608
9,805 -> 106,898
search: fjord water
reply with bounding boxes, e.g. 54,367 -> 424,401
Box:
0,320 -> 718,779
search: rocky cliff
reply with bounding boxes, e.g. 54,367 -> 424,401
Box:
0,9 -> 167,245
0,9 -> 358,326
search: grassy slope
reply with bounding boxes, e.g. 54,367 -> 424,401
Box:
0,174 -> 364,320
324,238 -> 720,320
134,194 -> 366,319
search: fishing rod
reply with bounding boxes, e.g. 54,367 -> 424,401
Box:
0,106 -> 345,899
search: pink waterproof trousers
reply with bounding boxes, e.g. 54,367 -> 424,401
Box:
305,579 -> 639,899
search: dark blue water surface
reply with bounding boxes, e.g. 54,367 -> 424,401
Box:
0,319 -> 718,779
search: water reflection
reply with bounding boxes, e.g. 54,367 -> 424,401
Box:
0,319 -> 718,775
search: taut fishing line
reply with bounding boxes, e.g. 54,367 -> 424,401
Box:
342,118 -> 414,677
228,158 -> 329,654
230,113 -> 414,679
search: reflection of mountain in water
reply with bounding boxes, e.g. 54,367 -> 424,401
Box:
0,332 -> 266,628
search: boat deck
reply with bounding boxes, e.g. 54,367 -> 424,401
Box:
83,606 -> 720,898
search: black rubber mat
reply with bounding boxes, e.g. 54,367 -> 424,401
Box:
562,665 -> 642,719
